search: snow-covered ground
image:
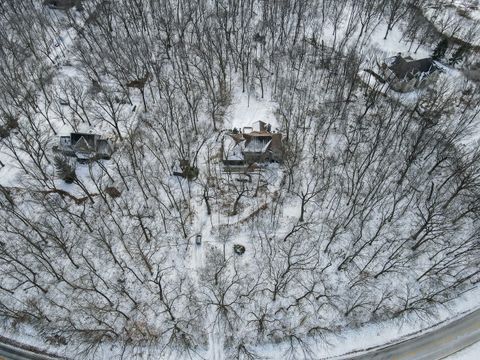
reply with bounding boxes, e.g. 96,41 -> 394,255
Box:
367,22 -> 431,59
424,0 -> 480,46
1,284 -> 479,359
225,86 -> 279,132
1,3 -> 480,360
249,286 -> 480,359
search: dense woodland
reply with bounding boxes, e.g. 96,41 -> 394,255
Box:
0,0 -> 480,359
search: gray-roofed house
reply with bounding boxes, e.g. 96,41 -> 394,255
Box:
242,131 -> 282,164
222,123 -> 283,169
222,134 -> 245,166
381,54 -> 439,92
56,132 -> 114,162
43,0 -> 82,10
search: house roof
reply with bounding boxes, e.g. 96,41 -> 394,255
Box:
229,133 -> 245,144
387,55 -> 437,80
227,150 -> 244,161
243,132 -> 282,153
244,131 -> 274,138
244,137 -> 271,153
71,133 -> 96,148
223,127 -> 283,162
73,136 -> 93,152
44,0 -> 80,10
223,135 -> 245,161
97,139 -> 113,155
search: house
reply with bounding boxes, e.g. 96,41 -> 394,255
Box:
222,134 -> 246,166
56,132 -> 114,162
381,54 -> 439,92
243,131 -> 282,164
43,0 -> 82,10
222,122 -> 283,168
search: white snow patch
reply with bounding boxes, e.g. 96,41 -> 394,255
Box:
368,23 -> 431,59
225,87 -> 279,132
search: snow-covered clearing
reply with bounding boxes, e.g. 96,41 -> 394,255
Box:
225,86 -> 279,132
367,22 -> 432,58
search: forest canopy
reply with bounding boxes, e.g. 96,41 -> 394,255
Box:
0,0 -> 479,359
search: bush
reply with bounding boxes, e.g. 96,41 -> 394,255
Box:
183,165 -> 199,180
233,244 -> 246,255
432,39 -> 449,61
0,126 -> 8,139
54,156 -> 76,183
0,114 -> 19,139
105,186 -> 121,198
4,114 -> 18,130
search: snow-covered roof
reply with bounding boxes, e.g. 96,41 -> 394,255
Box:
227,151 -> 244,161
223,135 -> 245,161
384,56 -> 398,67
244,137 -> 270,153
73,136 -> 93,152
386,55 -> 437,80
97,139 -> 113,156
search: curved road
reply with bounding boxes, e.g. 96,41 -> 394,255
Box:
344,307 -> 480,360
0,309 -> 479,359
0,341 -> 62,360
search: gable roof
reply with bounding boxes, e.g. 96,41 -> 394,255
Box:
73,136 -> 93,152
229,133 -> 245,144
244,137 -> 271,153
242,131 -> 282,154
97,139 -> 113,156
244,131 -> 274,139
71,133 -> 96,148
44,0 -> 80,10
387,55 -> 437,80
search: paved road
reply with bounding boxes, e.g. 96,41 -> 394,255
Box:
345,308 -> 480,360
0,309 -> 479,360
0,341 -> 61,360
